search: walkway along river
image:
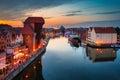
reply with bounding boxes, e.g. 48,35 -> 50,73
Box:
4,37 -> 50,80
13,37 -> 120,80
13,49 -> 46,80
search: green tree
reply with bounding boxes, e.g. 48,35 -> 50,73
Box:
115,27 -> 120,35
60,25 -> 65,36
60,26 -> 65,31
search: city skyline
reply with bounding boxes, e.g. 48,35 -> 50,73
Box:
0,0 -> 120,27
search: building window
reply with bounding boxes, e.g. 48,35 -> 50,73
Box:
97,34 -> 99,37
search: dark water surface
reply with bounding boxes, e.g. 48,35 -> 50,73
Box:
14,37 -> 120,80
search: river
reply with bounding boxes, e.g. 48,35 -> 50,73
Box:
13,37 -> 120,80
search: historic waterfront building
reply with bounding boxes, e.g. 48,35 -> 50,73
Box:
0,33 -> 6,52
88,27 -> 117,45
21,17 -> 45,52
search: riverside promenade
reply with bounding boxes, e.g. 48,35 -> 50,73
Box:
3,37 -> 50,80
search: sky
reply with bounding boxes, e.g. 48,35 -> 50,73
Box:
0,0 -> 120,27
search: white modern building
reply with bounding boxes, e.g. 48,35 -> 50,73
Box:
88,27 -> 117,45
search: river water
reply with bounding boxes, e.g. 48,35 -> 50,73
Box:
13,37 -> 120,80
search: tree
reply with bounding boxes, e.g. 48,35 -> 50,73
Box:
60,25 -> 65,36
60,26 -> 65,31
115,27 -> 120,35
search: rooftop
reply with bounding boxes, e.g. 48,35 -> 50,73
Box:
93,27 -> 116,33
24,17 -> 45,24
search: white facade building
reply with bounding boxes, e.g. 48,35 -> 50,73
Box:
88,27 -> 117,45
88,28 -> 92,41
16,34 -> 23,44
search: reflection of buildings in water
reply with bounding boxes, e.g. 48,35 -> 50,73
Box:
69,42 -> 79,51
86,47 -> 116,62
13,58 -> 44,80
13,49 -> 46,80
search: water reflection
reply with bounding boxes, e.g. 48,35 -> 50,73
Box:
13,49 -> 46,80
13,37 -> 120,80
86,47 -> 116,62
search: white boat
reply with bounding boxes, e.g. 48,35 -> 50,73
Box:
81,42 -> 87,46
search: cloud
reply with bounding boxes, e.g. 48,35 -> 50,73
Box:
64,13 -> 81,16
95,11 -> 120,15
0,0 -> 83,20
0,10 -> 26,20
66,10 -> 82,13
44,17 -> 53,19
63,10 -> 82,16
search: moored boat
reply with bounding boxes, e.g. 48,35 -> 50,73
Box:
68,34 -> 81,44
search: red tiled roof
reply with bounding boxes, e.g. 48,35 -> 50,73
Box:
24,17 -> 45,24
93,27 -> 116,33
20,25 -> 34,35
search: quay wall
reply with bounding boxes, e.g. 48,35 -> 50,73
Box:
4,37 -> 50,80
5,47 -> 46,80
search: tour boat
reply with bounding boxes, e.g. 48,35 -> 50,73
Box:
68,34 -> 81,44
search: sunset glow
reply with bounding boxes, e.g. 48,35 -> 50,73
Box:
0,20 -> 23,27
0,0 -> 120,27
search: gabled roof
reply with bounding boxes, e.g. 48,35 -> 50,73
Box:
93,27 -> 116,33
24,17 -> 45,24
20,25 -> 34,35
